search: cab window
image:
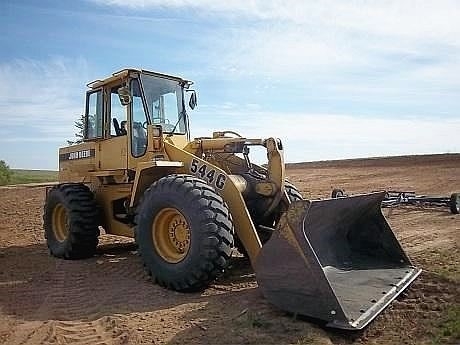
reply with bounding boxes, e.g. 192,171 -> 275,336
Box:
140,74 -> 185,134
131,79 -> 148,157
86,90 -> 103,139
110,87 -> 127,137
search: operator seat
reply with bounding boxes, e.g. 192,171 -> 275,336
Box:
132,122 -> 147,156
113,118 -> 122,136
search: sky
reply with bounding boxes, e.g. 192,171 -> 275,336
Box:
0,0 -> 459,169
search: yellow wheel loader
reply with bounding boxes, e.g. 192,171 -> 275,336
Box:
44,68 -> 421,330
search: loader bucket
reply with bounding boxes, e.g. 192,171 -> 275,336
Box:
254,192 -> 421,330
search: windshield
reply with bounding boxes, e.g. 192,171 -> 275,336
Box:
140,73 -> 186,134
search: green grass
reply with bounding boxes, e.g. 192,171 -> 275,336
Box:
432,306 -> 460,345
233,309 -> 273,329
416,247 -> 460,283
8,169 -> 58,185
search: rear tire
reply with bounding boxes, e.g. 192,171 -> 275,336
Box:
285,181 -> 303,202
450,193 -> 459,214
135,174 -> 234,291
261,181 -> 303,238
43,184 -> 100,259
331,188 -> 345,198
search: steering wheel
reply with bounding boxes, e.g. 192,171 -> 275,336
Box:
162,123 -> 176,133
144,120 -> 176,133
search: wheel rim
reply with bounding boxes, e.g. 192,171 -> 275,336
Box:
152,207 -> 191,263
52,203 -> 69,242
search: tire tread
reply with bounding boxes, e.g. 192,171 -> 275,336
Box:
43,183 -> 100,259
135,174 -> 234,291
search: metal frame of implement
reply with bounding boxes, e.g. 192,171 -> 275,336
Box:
331,189 -> 460,214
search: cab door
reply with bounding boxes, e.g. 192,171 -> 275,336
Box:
127,78 -> 150,168
98,86 -> 129,171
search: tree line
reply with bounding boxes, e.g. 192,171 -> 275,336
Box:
0,115 -> 85,185
0,160 -> 12,185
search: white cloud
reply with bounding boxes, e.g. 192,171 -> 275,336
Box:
92,0 -> 460,98
90,1 -> 460,44
91,0 -> 459,28
191,105 -> 460,163
0,57 -> 91,142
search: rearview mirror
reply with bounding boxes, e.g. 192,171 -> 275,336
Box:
118,86 -> 132,106
188,90 -> 197,110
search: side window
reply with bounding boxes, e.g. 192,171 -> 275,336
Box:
131,79 -> 147,157
86,90 -> 103,139
110,88 -> 127,137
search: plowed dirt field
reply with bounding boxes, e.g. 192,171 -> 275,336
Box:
0,154 -> 459,345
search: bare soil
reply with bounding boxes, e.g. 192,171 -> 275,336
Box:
0,154 -> 459,345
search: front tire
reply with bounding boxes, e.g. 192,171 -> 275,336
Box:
43,184 -> 100,259
235,181 -> 302,256
135,174 -> 234,291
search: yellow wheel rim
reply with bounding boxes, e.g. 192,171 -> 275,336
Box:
152,207 -> 191,263
52,203 -> 69,242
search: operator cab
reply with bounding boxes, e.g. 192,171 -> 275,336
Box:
83,68 -> 196,158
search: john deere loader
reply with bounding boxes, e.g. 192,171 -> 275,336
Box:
44,68 -> 421,330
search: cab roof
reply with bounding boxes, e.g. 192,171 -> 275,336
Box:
86,68 -> 193,89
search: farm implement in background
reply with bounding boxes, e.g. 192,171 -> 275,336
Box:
331,189 -> 460,214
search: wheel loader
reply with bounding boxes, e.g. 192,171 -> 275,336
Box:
44,68 -> 421,330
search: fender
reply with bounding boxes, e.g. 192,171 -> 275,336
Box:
129,160 -> 184,209
163,141 -> 263,263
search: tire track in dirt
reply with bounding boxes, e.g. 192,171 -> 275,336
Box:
92,245 -> 159,312
5,258 -> 139,345
43,317 -> 131,345
8,318 -> 131,345
39,259 -> 139,345
44,262 -> 96,319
